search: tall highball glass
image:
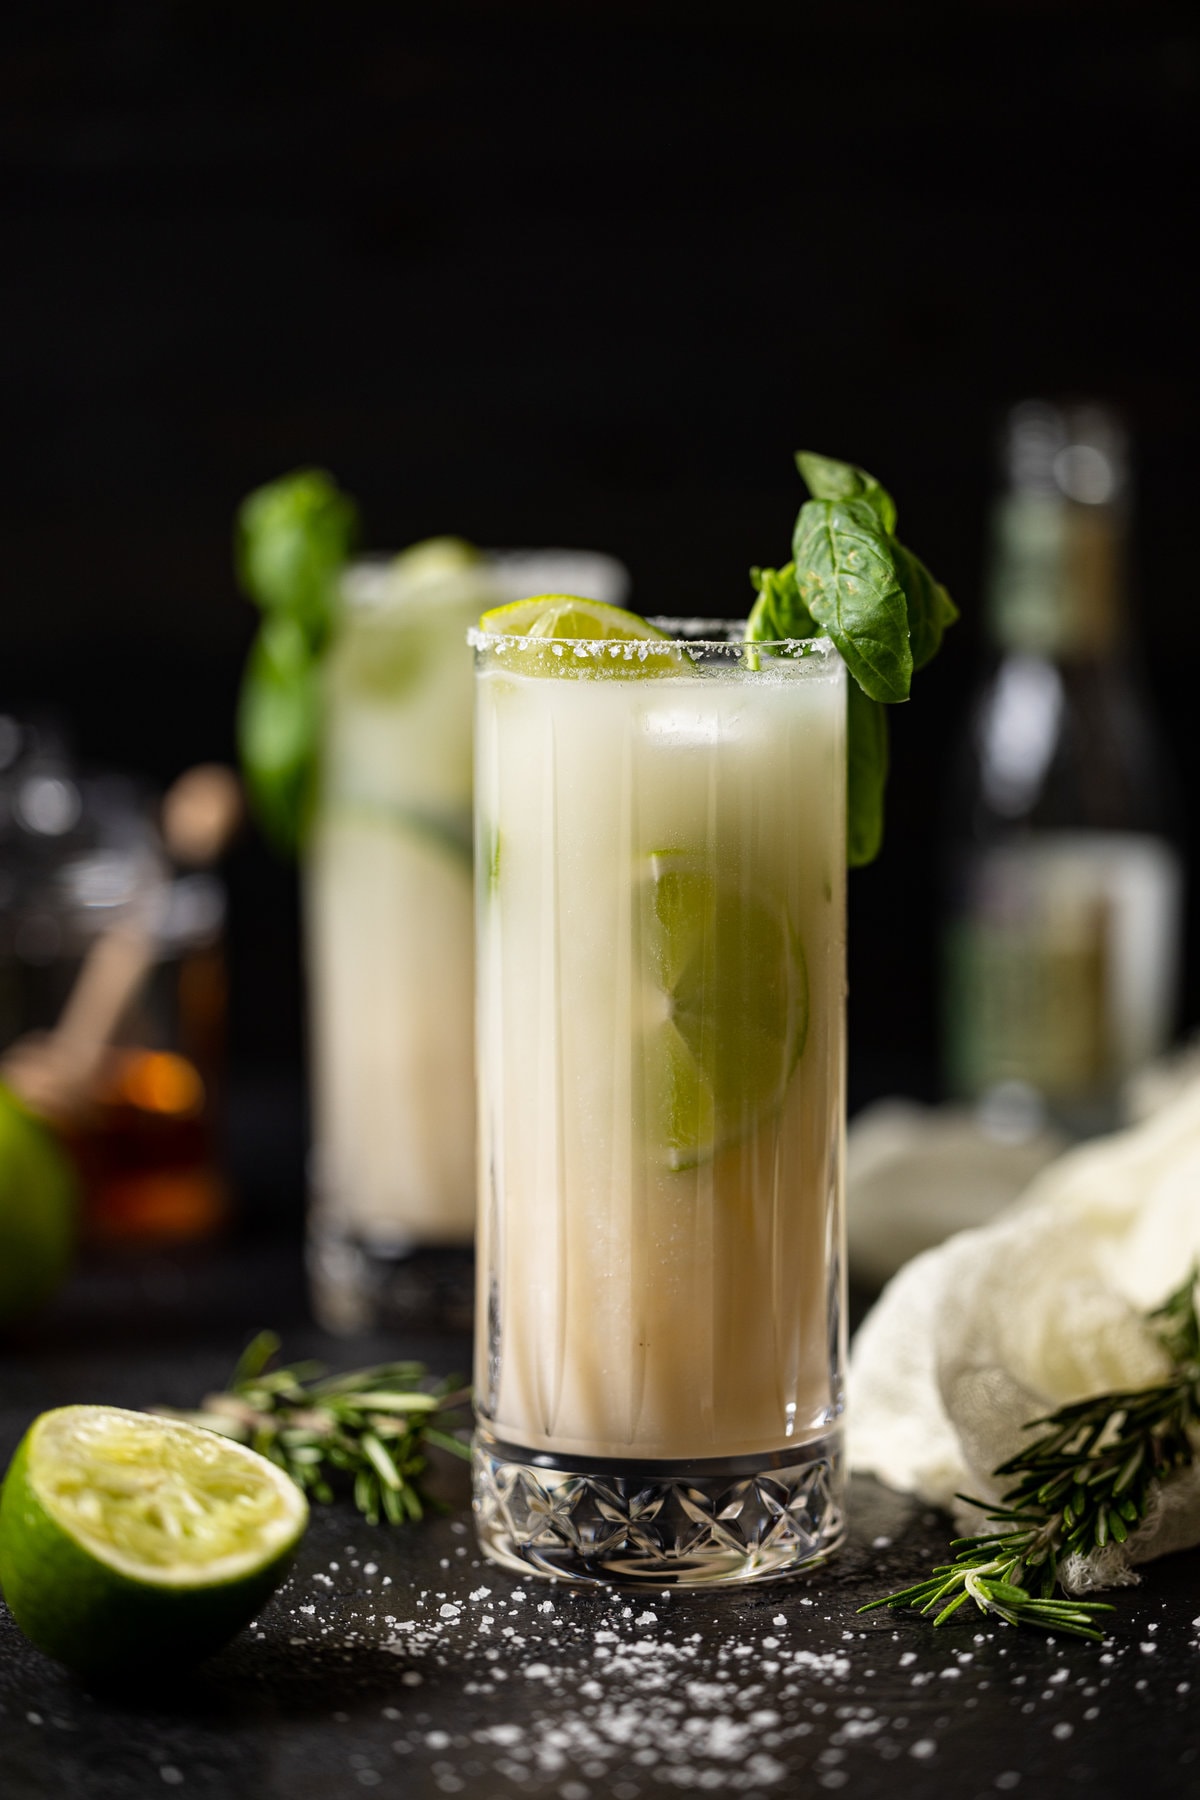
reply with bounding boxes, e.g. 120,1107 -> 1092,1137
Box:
305,548 -> 628,1333
470,622 -> 847,1585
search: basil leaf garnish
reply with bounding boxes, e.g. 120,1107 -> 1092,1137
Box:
793,496 -> 913,704
795,450 -> 897,536
746,562 -> 817,642
746,450 -> 955,867
846,681 -> 889,868
894,540 -> 959,673
236,468 -> 359,651
236,615 -> 322,855
235,468 -> 360,854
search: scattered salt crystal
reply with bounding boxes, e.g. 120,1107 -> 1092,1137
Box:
470,1588 -> 491,1602
910,1740 -> 937,1759
439,1604 -> 461,1620
363,1563 -> 377,1575
636,1611 -> 657,1627
773,1614 -> 787,1627
1052,1723 -> 1073,1740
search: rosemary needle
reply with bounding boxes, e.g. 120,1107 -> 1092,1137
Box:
161,1331 -> 471,1526
861,1265 -> 1200,1640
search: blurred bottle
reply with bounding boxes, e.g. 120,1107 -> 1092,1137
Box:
0,719 -> 230,1243
942,401 -> 1184,1136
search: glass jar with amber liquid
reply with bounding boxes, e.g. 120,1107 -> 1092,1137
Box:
0,725 -> 229,1244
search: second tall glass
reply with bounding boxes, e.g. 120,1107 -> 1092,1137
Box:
305,545 -> 629,1332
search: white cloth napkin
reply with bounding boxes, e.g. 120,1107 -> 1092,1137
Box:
848,1076 -> 1200,1592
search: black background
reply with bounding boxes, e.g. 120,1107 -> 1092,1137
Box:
3,0 -> 1199,1144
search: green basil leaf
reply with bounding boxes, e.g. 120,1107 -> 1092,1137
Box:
895,540 -> 958,673
746,562 -> 818,642
235,468 -> 360,650
795,450 -> 897,536
793,497 -> 913,704
236,614 -> 321,854
846,679 -> 889,868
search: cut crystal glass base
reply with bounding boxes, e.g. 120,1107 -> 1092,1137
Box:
472,1425 -> 844,1587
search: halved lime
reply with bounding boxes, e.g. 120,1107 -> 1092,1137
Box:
0,1405 -> 308,1677
478,594 -> 692,675
638,854 -> 808,1169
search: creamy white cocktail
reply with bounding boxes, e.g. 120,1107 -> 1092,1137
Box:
471,611 -> 847,1582
305,550 -> 628,1332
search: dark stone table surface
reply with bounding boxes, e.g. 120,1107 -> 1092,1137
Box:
2,1238 -> 1198,1799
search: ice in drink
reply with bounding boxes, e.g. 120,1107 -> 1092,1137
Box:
472,622 -> 847,1580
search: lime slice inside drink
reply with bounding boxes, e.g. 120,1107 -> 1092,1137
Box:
0,1405 -> 308,1677
638,854 -> 808,1170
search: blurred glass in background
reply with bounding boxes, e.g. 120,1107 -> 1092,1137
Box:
304,541 -> 630,1334
942,400 -> 1184,1137
0,719 -> 230,1246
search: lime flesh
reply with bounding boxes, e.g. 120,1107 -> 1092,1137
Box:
638,854 -> 808,1169
0,1405 -> 308,1676
479,593 -> 671,642
477,594 -> 693,676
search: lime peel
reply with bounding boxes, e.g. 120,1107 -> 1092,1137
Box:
0,1083 -> 77,1327
0,1405 -> 308,1676
478,594 -> 673,642
473,594 -> 696,676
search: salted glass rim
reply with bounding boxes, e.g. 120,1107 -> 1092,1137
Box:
468,617 -> 843,656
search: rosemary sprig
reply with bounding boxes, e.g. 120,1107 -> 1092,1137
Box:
861,1266 -> 1200,1641
162,1332 -> 471,1525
